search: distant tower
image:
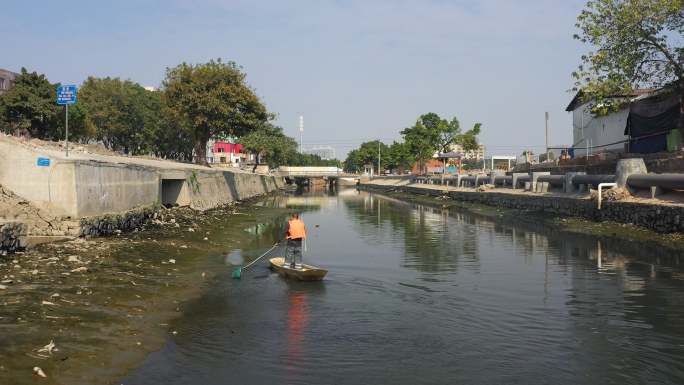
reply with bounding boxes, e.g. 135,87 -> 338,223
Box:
299,115 -> 304,154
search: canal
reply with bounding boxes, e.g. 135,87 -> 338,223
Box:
123,186 -> 684,384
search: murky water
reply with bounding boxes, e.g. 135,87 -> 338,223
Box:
124,187 -> 684,384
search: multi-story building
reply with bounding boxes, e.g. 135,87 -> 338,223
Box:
307,145 -> 336,160
449,143 -> 485,160
0,68 -> 20,96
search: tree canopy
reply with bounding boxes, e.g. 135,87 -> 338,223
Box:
0,68 -> 61,139
400,113 -> 482,173
79,77 -> 162,154
241,123 -> 298,172
0,68 -> 94,141
571,0 -> 684,115
343,140 -> 390,174
401,119 -> 439,172
387,141 -> 414,173
162,59 -> 271,166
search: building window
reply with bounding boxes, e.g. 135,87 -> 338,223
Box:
0,78 -> 4,90
218,148 -> 224,153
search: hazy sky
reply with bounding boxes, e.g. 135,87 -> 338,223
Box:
2,0 -> 592,158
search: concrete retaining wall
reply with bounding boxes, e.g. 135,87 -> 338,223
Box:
362,183 -> 684,234
0,137 -> 286,219
75,161 -> 159,218
0,138 -> 77,216
0,136 -> 286,242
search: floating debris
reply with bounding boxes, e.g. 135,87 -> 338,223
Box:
36,340 -> 57,354
34,366 -> 46,377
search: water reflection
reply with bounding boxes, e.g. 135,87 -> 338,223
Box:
284,291 -> 309,373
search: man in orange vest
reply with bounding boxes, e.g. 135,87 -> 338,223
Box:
275,213 -> 307,270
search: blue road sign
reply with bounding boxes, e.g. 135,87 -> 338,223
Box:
37,158 -> 50,167
57,85 -> 76,105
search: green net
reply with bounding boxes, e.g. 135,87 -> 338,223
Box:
231,267 -> 242,279
667,129 -> 680,152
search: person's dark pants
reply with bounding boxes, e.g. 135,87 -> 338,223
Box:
285,246 -> 302,269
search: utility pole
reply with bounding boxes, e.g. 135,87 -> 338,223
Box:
299,115 -> 304,154
545,111 -> 549,163
377,139 -> 380,176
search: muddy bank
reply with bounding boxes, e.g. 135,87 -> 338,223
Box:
0,197 -> 291,384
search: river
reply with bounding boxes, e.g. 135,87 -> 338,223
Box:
122,186 -> 684,384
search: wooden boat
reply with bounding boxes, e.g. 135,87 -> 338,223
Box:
269,257 -> 327,281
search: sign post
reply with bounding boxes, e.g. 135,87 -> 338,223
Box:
57,85 -> 76,157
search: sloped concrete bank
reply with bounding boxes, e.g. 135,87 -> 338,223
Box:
0,136 -> 286,248
360,182 -> 684,234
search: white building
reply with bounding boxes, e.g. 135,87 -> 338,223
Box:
450,143 -> 485,160
306,146 -> 336,160
565,89 -> 655,156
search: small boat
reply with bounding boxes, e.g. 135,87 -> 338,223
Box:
269,257 -> 327,281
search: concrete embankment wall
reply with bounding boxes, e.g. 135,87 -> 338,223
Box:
361,182 -> 684,234
0,136 -> 286,243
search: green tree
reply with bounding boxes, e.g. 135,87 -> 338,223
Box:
419,112 -> 483,154
571,0 -> 684,115
125,85 -> 163,155
356,140 -> 390,173
387,141 -> 414,173
401,119 -> 439,173
241,123 -> 298,172
539,152 -> 555,162
162,59 -> 271,166
155,118 -> 194,161
78,76 -> 134,151
0,68 -> 61,139
343,149 -> 360,173
56,101 -> 96,142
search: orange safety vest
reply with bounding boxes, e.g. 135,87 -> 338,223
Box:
288,219 -> 306,239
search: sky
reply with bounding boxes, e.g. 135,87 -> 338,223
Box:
2,0 -> 593,159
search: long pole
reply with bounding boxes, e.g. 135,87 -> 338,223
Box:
66,104 -> 69,157
377,139 -> 380,176
545,111 -> 549,163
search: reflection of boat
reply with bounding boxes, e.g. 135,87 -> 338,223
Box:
269,258 -> 327,281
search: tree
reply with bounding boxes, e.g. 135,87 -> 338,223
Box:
0,68 -> 61,139
241,123 -> 298,172
455,122 -> 482,151
356,140 -> 390,173
387,141 -> 414,174
291,153 -> 340,167
125,85 -> 164,155
571,0 -> 684,115
162,59 -> 271,166
401,119 -> 439,173
155,118 -> 194,161
56,101 -> 96,142
343,149 -> 360,173
78,77 -> 134,151
539,152 -> 555,162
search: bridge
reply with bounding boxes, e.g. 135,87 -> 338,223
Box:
274,172 -> 364,187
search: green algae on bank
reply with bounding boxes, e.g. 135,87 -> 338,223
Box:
0,200 -> 291,385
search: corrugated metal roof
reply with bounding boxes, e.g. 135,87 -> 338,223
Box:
565,89 -> 657,112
